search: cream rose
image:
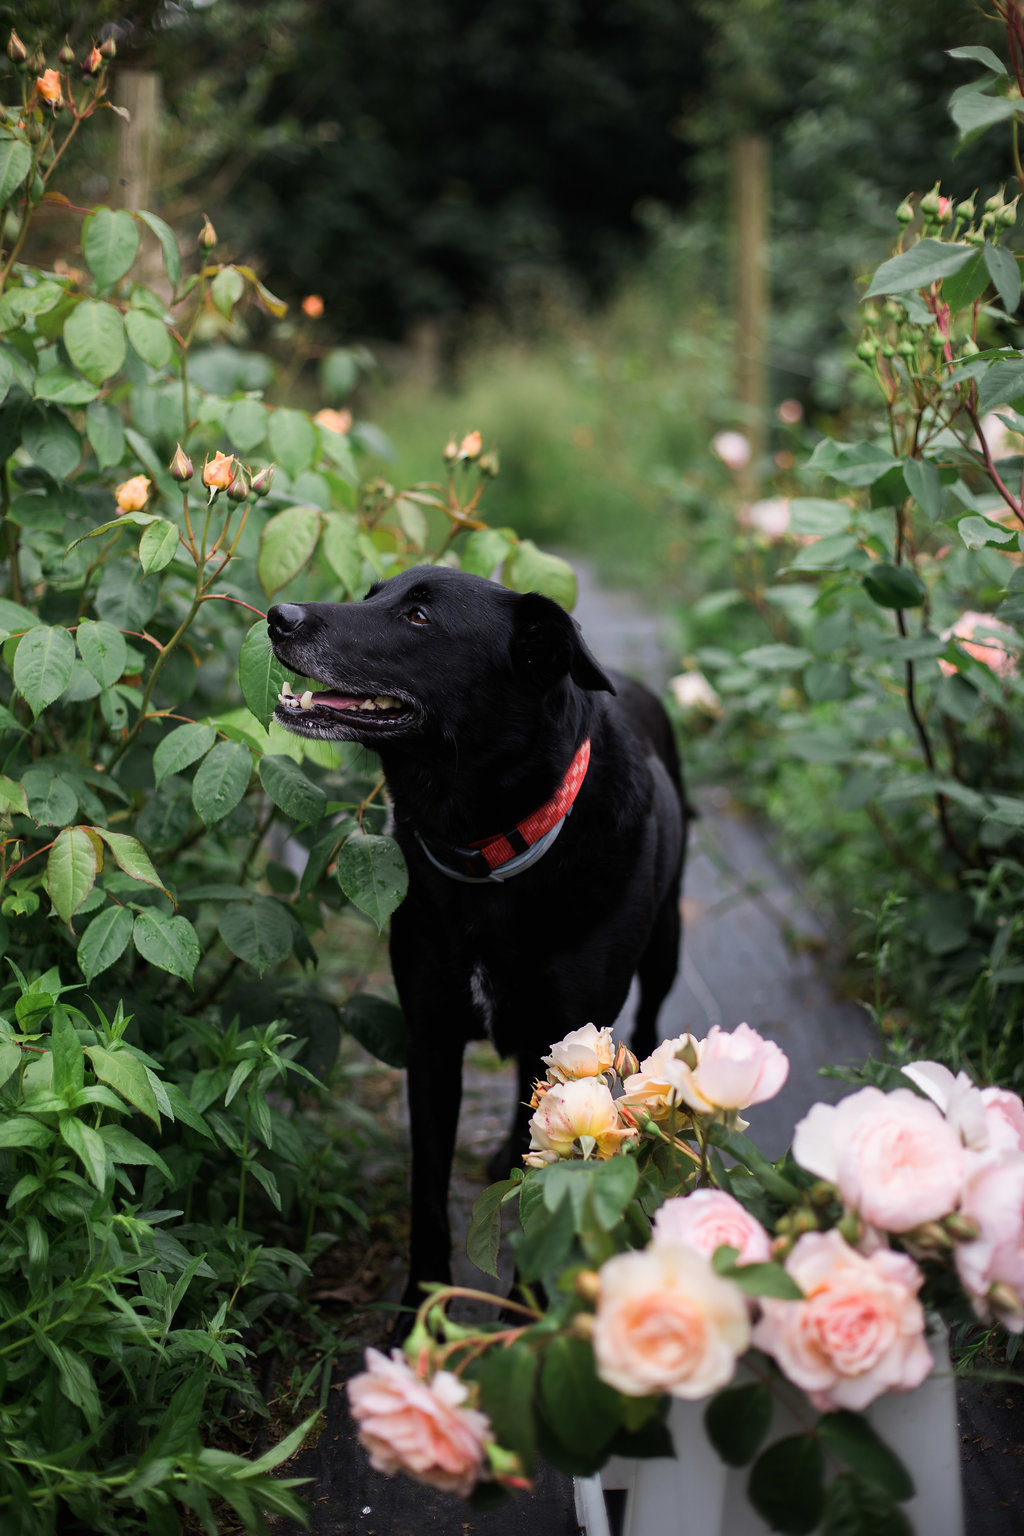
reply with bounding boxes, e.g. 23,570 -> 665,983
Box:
619,1034 -> 699,1123
542,1023 -> 615,1083
346,1347 -> 492,1497
652,1190 -> 772,1267
668,1023 -> 789,1116
793,1086 -> 965,1232
527,1077 -> 637,1161
955,1154 -> 1024,1331
752,1230 -> 933,1412
593,1244 -> 750,1399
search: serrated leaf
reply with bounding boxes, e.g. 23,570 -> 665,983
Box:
83,207 -> 140,290
153,721 -> 217,784
86,1042 -> 161,1124
139,518 -> 180,573
76,619 -> 127,688
14,623 -> 75,716
822,1472 -> 914,1536
977,358 -> 1024,415
63,300 -> 127,384
133,910 -> 201,984
461,527 -> 514,577
477,1343 -> 538,1473
320,511 -> 363,596
218,897 -> 293,976
96,829 -> 166,893
950,88 -> 1023,143
238,622 -> 288,729
704,1382 -> 773,1467
269,409 -> 317,479
257,504 -> 321,597
46,827 -> 98,923
467,1177 -> 517,1278
336,831 -> 408,929
864,240 -> 975,298
77,904 -> 133,983
126,307 -> 173,370
258,754 -> 326,824
191,740 -> 252,824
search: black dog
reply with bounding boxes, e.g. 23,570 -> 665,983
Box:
266,565 -> 688,1304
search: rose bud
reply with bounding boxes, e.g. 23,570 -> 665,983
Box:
301,293 -> 324,318
100,36 -> 117,60
478,450 -> 500,478
443,436 -> 459,464
114,475 -> 151,514
226,467 -> 249,502
82,45 -> 103,75
198,214 -> 217,249
58,39 -> 75,66
169,443 -> 194,482
34,70 -> 63,107
613,1042 -> 639,1080
202,449 -> 235,492
249,463 -> 275,498
574,1269 -> 601,1304
7,31 -> 27,65
459,430 -> 483,460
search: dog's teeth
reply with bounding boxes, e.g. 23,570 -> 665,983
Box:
280,680 -> 294,696
362,699 -> 377,711
375,695 -> 399,709
299,690 -> 314,710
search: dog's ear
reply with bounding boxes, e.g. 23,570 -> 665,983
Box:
511,592 -> 616,694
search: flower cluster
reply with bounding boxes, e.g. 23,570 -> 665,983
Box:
346,1026 -> 1024,1517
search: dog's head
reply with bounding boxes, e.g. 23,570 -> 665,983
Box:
265,564 -> 614,745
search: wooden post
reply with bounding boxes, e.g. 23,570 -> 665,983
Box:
730,134 -> 770,498
114,68 -> 161,213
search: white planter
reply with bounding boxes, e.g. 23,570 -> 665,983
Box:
574,1331 -> 962,1536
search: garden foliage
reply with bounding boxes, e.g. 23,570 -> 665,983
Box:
0,37 -> 572,1532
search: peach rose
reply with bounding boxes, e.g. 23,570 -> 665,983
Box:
114,475 -> 151,514
35,69 -> 63,106
955,1155 -> 1024,1331
669,1023 -> 789,1116
939,611 -> 1017,678
542,1023 -> 615,1083
752,1230 -> 933,1411
202,449 -> 236,491
302,293 -> 325,318
619,1034 -> 700,1123
793,1086 -> 965,1232
593,1244 -> 750,1399
527,1077 -> 637,1161
346,1347 -> 492,1497
314,407 -> 352,436
459,430 -> 483,459
652,1190 -> 772,1267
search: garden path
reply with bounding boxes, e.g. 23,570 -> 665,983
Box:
274,564 -> 1020,1535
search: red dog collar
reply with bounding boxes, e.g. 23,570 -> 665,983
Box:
416,738 -> 592,883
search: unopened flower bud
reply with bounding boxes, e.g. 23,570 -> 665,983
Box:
856,338 -> 878,363
958,193 -> 977,223
895,197 -> 915,225
910,1220 -> 951,1251
82,45 -> 103,75
58,38 -> 75,67
249,463 -> 275,498
959,337 -> 980,358
6,30 -> 27,65
986,189 -> 1006,213
810,1180 -> 836,1208
571,1311 -> 596,1341
999,196 -> 1019,228
674,1038 -> 699,1072
28,50 -> 45,75
478,450 -> 500,477
443,437 -> 459,463
574,1269 -> 601,1304
837,1210 -> 863,1246
943,1212 -> 980,1243
202,449 -> 235,493
988,1280 -> 1024,1317
169,443 -> 194,482
198,214 -> 217,249
613,1042 -> 639,1080
99,36 -> 117,60
896,338 -> 917,359
459,430 -> 483,460
226,468 -> 249,502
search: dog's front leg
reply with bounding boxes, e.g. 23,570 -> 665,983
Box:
402,1019 -> 465,1311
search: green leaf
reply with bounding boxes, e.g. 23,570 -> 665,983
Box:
63,300 -> 127,384
50,1345 -> 101,1431
59,1113 -> 108,1189
804,660 -> 852,702
239,621 -> 289,729
341,992 -> 407,1068
126,308 -> 173,370
0,137 -> 32,206
46,827 -> 99,923
96,829 -> 166,892
0,1114 -> 53,1149
984,242 -> 1022,314
139,518 -> 180,573
461,527 -> 514,577
716,1260 -> 803,1299
903,457 -> 942,520
133,910 -> 201,984
862,563 -> 926,609
191,740 -> 253,825
704,1382 -> 773,1467
467,1177 -> 517,1278
741,643 -> 812,671
748,1433 -> 826,1535
258,754 -> 326,824
320,511 -> 363,596
477,1343 -> 538,1474
14,624 -> 76,716
948,45 -> 1007,76
864,239 -> 975,298
98,1121 -> 171,1179
269,408 -> 317,478
77,905 -> 133,983
939,250 -> 990,313
805,439 -> 901,487
818,1411 -> 915,1502
257,504 -> 321,597
211,265 -> 245,319
22,767 -> 78,827
86,1042 -> 162,1124
822,1472 -> 914,1536
85,400 -> 126,469
336,830 -> 408,929
76,619 -> 127,688
136,210 -> 182,290
978,358 -> 1024,414
504,540 -> 577,610
83,207 -> 140,289
22,404 -> 81,479
539,1336 -> 621,1472
224,397 -> 268,453
787,499 -> 852,536
218,897 -> 293,976
34,364 -> 99,405
950,87 -> 1023,142
153,722 -> 217,784
957,514 -> 1017,549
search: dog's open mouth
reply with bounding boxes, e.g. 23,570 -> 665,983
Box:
274,679 -> 416,735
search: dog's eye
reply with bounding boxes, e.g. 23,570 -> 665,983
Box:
406,607 -> 430,626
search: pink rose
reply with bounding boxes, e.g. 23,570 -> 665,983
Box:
668,1023 -> 789,1116
618,1034 -> 699,1123
955,1154 -> 1024,1331
527,1076 -> 637,1161
793,1087 -> 965,1232
902,1060 -> 1024,1169
752,1230 -> 933,1412
652,1190 -> 772,1267
594,1244 -> 750,1399
346,1347 -> 492,1497
542,1023 -> 615,1083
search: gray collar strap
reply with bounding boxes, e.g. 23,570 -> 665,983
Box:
415,813 -> 570,884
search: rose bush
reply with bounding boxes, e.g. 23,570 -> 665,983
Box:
344,1024 -> 1024,1531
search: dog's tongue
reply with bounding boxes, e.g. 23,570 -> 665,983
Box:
312,691 -> 361,710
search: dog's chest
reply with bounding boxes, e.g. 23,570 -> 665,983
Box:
468,960 -> 496,1039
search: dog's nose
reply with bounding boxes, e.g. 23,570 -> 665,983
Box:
267,603 -> 306,640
